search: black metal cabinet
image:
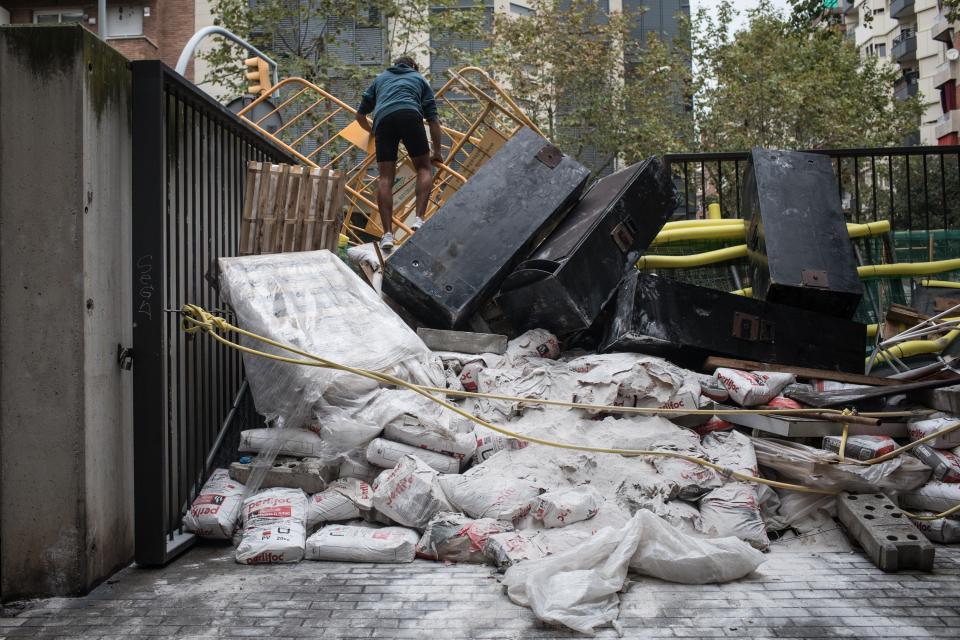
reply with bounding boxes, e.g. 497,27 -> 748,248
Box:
497,157 -> 677,335
383,127 -> 590,328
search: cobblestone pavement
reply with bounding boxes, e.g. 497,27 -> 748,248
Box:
1,542 -> 959,639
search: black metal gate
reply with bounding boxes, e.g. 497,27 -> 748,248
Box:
131,61 -> 296,566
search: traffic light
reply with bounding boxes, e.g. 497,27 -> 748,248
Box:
244,56 -> 271,97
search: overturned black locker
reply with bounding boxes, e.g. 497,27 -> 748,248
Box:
497,157 -> 677,335
383,127 -> 590,328
603,272 -> 867,373
742,148 -> 863,319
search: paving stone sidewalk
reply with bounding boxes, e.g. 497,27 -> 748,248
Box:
1,543 -> 958,639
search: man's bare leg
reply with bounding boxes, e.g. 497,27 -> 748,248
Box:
377,160 -> 396,236
411,153 -> 433,220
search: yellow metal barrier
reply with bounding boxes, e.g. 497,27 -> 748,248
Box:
236,67 -> 539,246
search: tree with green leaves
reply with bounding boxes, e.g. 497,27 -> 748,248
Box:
489,0 -> 693,173
693,0 -> 922,152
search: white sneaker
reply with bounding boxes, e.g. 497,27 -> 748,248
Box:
380,232 -> 395,251
410,216 -> 425,231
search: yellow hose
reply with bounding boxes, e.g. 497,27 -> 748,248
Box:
651,224 -> 746,245
919,279 -> 960,289
859,258 -> 960,278
179,304 -> 960,519
661,219 -> 744,230
638,245 -> 748,269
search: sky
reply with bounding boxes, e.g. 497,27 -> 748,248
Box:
689,0 -> 793,31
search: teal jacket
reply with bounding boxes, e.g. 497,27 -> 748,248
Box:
357,63 -> 438,132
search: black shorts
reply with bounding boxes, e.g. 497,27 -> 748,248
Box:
374,110 -> 429,162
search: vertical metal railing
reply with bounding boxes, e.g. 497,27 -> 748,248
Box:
131,61 -> 296,566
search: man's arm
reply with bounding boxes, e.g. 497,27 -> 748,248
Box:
421,79 -> 442,162
428,119 -> 443,163
356,79 -> 377,132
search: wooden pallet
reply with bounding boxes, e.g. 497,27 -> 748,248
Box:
239,161 -> 345,255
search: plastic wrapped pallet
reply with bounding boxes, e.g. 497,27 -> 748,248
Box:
911,444 -> 960,483
305,523 -> 419,562
908,415 -> 960,449
699,484 -> 770,550
439,466 -> 542,521
182,469 -> 245,539
822,435 -> 897,461
235,488 -> 308,564
908,512 -> 960,543
416,512 -> 513,563
531,487 -> 601,528
218,250 -> 445,429
366,438 -> 460,474
898,480 -> 960,516
371,455 -> 454,528
306,478 -> 373,529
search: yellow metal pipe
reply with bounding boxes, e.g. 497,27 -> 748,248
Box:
732,287 -> 752,297
919,279 -> 960,289
867,324 -> 878,338
652,220 -> 890,246
661,219 -> 744,230
707,203 -> 722,220
858,258 -> 960,278
872,328 -> 960,364
637,244 -> 748,269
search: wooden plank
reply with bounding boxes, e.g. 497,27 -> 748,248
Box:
319,170 -> 344,252
329,170 -> 345,252
280,165 -> 304,253
239,161 -> 261,255
253,163 -> 282,254
702,356 -> 901,386
311,169 -> 332,251
299,168 -> 321,251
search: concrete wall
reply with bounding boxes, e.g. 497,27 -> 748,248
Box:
0,24 -> 133,600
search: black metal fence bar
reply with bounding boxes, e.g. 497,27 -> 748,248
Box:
132,61 -> 296,566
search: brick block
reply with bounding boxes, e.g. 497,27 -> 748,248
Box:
837,492 -> 935,572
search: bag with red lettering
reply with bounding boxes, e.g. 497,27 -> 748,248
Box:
530,488 -> 601,528
371,455 -> 454,528
183,469 -> 245,539
438,466 -> 541,522
235,488 -> 308,564
305,523 -> 420,562
822,435 -> 897,461
416,512 -> 513,563
908,512 -> 960,543
713,369 -> 795,407
306,478 -> 373,529
911,444 -> 960,482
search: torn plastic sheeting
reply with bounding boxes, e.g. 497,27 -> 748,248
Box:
218,250 -> 445,430
370,455 -> 454,528
306,477 -> 373,529
416,512 -> 513,563
305,523 -> 419,562
502,510 -> 766,635
235,488 -> 308,564
182,469 -> 245,540
366,438 -> 461,474
751,437 -> 932,493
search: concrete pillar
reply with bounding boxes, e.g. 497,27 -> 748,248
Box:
0,25 -> 133,600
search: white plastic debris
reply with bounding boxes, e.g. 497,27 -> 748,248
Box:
218,250 -> 444,429
416,512 -> 513,563
366,438 -> 460,474
531,487 -> 601,528
371,455 -> 454,528
908,415 -> 960,449
239,428 -> 326,458
235,488 -> 308,564
898,480 -> 960,514
699,484 -> 770,550
305,523 -> 419,562
908,512 -> 960,543
182,469 -> 245,539
502,511 -> 766,634
306,478 -> 373,529
472,424 -> 529,465
439,466 -> 541,521
911,444 -> 960,483
822,435 -> 897,461
713,368 -> 795,407
505,329 -> 560,363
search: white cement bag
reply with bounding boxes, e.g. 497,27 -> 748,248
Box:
505,329 -> 560,364
908,416 -> 960,449
235,488 -> 307,564
371,455 -> 453,529
909,512 -> 960,543
702,430 -> 759,477
182,469 -> 245,539
309,404 -> 384,458
567,353 -> 702,413
699,484 -> 770,550
652,454 -> 722,500
458,354 -> 506,392
383,415 -> 476,460
713,369 -> 795,407
898,480 -> 960,516
306,478 -> 373,529
366,438 -> 460,474
416,512 -> 513,563
911,444 -> 960,483
338,454 -> 380,483
823,435 -> 897,461
305,523 -> 419,562
438,467 -> 542,521
472,425 -> 530,464
531,487 -> 602,528
239,428 -> 326,458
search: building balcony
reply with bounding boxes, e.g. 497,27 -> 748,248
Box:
935,110 -> 960,140
893,31 -> 917,63
932,12 -> 954,45
894,75 -> 920,101
891,0 -> 916,21
842,0 -> 857,16
933,60 -> 958,89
